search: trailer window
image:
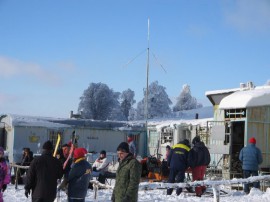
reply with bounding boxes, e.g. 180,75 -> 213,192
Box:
48,130 -> 63,148
161,128 -> 173,144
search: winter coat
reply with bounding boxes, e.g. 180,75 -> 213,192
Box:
0,158 -> 11,189
21,152 -> 33,166
239,143 -> 263,171
128,141 -> 137,157
24,150 -> 63,201
112,153 -> 142,202
92,157 -> 110,174
188,141 -> 210,168
167,142 -> 190,171
59,156 -> 72,179
68,158 -> 91,199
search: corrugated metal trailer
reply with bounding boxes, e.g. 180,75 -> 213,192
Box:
0,114 -> 146,163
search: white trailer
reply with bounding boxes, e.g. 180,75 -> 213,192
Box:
0,114 -> 146,163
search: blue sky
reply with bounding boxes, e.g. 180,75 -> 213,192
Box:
1,0 -> 270,118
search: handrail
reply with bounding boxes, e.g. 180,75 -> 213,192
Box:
91,175 -> 270,202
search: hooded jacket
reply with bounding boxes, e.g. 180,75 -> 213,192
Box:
188,141 -> 210,168
239,143 -> 263,171
0,157 -> 11,190
112,153 -> 141,202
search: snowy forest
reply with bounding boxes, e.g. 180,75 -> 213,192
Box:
78,81 -> 202,121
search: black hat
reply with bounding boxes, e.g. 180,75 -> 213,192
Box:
42,141 -> 53,151
62,143 -> 70,148
192,136 -> 201,145
100,150 -> 106,155
117,142 -> 129,153
182,139 -> 191,147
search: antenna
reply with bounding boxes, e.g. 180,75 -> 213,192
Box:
144,18 -> 150,126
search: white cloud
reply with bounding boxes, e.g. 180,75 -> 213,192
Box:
0,56 -> 59,85
223,0 -> 270,33
57,61 -> 76,71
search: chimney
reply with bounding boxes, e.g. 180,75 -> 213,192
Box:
70,110 -> 73,118
247,81 -> 254,89
240,83 -> 246,89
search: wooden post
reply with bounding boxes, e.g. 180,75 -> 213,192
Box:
212,184 -> 220,202
15,167 -> 20,189
93,183 -> 98,200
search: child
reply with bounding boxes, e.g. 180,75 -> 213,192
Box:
0,147 -> 11,202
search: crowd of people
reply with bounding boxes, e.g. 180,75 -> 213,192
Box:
166,136 -> 263,197
0,133 -> 264,202
21,133 -> 141,202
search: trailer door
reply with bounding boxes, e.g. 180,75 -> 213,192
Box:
230,121 -> 245,178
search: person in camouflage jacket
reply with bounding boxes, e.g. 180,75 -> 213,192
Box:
112,142 -> 141,202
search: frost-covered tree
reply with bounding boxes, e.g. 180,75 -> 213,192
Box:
136,81 -> 172,120
128,108 -> 137,121
173,84 -> 202,112
78,82 -> 121,120
108,92 -> 126,121
120,89 -> 136,121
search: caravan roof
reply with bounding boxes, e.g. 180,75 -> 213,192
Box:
219,86 -> 270,109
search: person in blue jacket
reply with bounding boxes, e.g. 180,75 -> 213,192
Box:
167,139 -> 190,196
68,147 -> 91,202
239,137 -> 263,194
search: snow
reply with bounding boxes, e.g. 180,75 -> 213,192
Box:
3,184 -> 270,202
4,175 -> 270,201
205,87 -> 240,97
219,86 -> 270,109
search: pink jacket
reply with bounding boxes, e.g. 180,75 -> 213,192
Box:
0,160 -> 11,188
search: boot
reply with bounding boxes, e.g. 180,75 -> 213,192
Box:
186,186 -> 193,193
195,186 -> 202,197
176,188 -> 182,196
167,188 -> 173,195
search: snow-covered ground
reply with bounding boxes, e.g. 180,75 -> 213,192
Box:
4,183 -> 270,202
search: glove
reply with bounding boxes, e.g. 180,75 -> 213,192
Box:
25,189 -> 30,198
2,184 -> 6,192
93,167 -> 97,172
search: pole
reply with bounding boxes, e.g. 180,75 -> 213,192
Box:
144,18 -> 150,134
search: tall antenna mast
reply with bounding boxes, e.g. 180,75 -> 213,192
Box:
144,18 -> 150,126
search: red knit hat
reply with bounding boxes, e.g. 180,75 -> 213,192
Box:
249,137 -> 256,144
73,147 -> 87,159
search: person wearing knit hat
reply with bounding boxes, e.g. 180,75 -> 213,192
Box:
68,147 -> 91,201
42,140 -> 53,151
249,137 -> 256,144
92,150 -> 110,179
117,142 -> 130,153
112,142 -> 141,202
239,136 -> 263,194
73,147 -> 87,159
0,146 -> 11,201
24,141 -> 63,201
